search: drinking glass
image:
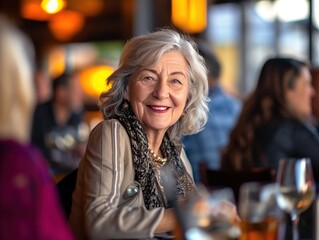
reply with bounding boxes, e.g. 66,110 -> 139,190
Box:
238,182 -> 284,240
178,186 -> 241,240
276,158 -> 316,240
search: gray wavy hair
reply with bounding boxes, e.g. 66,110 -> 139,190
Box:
100,28 -> 209,141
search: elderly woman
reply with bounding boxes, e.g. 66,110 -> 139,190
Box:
69,29 -> 239,239
0,15 -> 74,239
222,57 -> 319,182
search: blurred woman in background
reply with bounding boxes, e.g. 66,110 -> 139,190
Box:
222,57 -> 319,182
0,15 -> 74,239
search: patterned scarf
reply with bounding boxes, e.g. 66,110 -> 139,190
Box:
115,100 -> 195,210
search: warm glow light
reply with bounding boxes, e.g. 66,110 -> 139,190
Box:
48,47 -> 66,78
41,0 -> 66,14
172,0 -> 207,33
49,10 -> 85,41
21,0 -> 51,21
79,65 -> 114,98
68,0 -> 104,17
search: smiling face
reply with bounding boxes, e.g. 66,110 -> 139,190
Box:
125,50 -> 189,140
286,66 -> 314,120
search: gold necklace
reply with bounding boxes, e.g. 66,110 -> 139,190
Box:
148,148 -> 167,167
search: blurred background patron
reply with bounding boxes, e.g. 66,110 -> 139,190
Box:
222,57 -> 319,183
183,40 -> 242,183
31,72 -> 88,181
0,15 -> 74,240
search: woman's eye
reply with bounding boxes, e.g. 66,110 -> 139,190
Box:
144,76 -> 154,81
172,79 -> 182,84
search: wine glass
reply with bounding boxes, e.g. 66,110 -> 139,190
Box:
276,158 -> 316,240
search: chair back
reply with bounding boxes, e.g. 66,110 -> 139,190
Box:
56,168 -> 78,219
199,163 -> 275,202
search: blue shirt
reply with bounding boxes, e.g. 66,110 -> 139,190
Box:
183,85 -> 242,183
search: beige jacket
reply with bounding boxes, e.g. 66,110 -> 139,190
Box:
69,119 -> 194,240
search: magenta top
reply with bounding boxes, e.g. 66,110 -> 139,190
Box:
0,139 -> 74,240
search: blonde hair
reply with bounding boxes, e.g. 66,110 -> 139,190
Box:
0,16 -> 35,142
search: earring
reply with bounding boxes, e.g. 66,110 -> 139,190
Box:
123,101 -> 129,109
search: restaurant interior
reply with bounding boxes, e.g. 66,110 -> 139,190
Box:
2,0 -> 319,125
1,1 -> 319,239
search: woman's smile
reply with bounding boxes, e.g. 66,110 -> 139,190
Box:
147,105 -> 170,112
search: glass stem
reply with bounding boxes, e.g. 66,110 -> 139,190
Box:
291,213 -> 300,240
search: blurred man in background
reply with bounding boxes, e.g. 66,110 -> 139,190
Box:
31,72 -> 89,181
183,40 -> 242,183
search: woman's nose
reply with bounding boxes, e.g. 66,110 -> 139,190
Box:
152,80 -> 170,99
